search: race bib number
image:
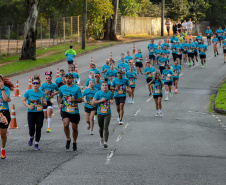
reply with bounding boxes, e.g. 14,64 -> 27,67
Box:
66,106 -> 74,113
201,49 -> 205,53
173,49 -> 176,52
189,49 -> 193,52
150,49 -> 154,52
166,77 -> 171,81
129,78 -> 135,86
50,98 -> 56,104
100,107 -> 108,114
155,89 -> 160,94
183,48 -> 187,51
161,63 -> 165,67
214,42 -> 217,45
100,101 -> 110,114
207,33 -> 210,36
137,59 -> 140,62
148,73 -> 153,78
109,76 -> 115,83
218,33 -> 221,36
36,105 -> 43,111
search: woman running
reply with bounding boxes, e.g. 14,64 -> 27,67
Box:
144,61 -> 155,96
171,61 -> 182,93
182,39 -> 188,64
216,26 -> 224,47
126,65 -> 138,104
40,71 -> 59,133
205,26 -> 213,46
135,49 -> 143,76
162,64 -> 174,101
93,81 -> 114,149
82,80 -> 98,135
0,75 -> 14,159
158,53 -> 168,74
22,75 -> 47,151
212,34 -> 219,57
149,72 -> 164,117
85,71 -> 96,89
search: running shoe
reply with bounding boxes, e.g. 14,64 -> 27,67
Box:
165,97 -> 168,101
117,117 -> 120,122
193,62 -> 195,66
175,89 -> 178,93
202,65 -> 204,68
224,61 -> 225,63
119,120 -> 123,125
100,138 -> 104,146
170,92 -> 173,97
47,128 -> 51,133
66,139 -> 71,149
87,124 -> 90,130
131,100 -> 134,104
217,52 -> 219,55
28,137 -> 34,146
196,60 -> 198,62
149,92 -> 152,96
140,71 -> 143,75
128,98 -> 131,104
156,112 -> 159,117
94,115 -> 97,121
189,62 -> 191,67
103,142 -> 108,149
1,149 -> 6,159
34,144 -> 40,151
204,63 -> 207,67
159,112 -> 163,117
73,142 -> 77,151
214,55 -> 216,57
90,131 -> 93,135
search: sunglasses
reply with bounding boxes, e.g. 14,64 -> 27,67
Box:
33,82 -> 40,85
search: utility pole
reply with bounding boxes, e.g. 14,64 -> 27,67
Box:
161,0 -> 165,36
82,0 -> 87,49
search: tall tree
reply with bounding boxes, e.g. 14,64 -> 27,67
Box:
20,0 -> 40,60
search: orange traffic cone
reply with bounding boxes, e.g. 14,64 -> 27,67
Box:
14,80 -> 21,97
145,55 -> 148,67
9,104 -> 18,129
28,76 -> 32,90
167,37 -> 170,44
133,43 -> 136,54
80,82 -> 84,94
75,62 -> 78,73
110,52 -> 113,61
56,68 -> 60,78
90,57 -> 93,68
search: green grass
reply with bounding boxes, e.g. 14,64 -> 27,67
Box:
215,82 -> 226,110
0,42 -> 117,76
209,94 -> 215,112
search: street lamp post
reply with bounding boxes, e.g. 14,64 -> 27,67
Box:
161,0 -> 165,36
82,0 -> 87,49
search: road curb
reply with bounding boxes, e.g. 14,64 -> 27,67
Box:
214,91 -> 226,115
4,37 -> 166,78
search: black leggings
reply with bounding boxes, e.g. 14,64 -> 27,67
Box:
28,112 -> 44,142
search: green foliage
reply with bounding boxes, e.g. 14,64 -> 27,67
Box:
119,0 -> 139,16
215,83 -> 226,111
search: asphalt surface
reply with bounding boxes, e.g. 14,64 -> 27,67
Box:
1,40 -> 226,185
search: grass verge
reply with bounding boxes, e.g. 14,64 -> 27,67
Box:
0,41 -> 117,76
215,82 -> 226,111
209,94 -> 215,112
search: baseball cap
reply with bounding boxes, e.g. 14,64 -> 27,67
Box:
95,74 -> 101,78
117,70 -> 123,73
65,73 -> 73,78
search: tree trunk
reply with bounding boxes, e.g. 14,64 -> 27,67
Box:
103,0 -> 118,41
20,0 -> 40,60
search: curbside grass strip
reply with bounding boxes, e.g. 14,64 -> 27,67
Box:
214,82 -> 226,115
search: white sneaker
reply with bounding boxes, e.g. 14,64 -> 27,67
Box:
100,138 -> 104,146
87,124 -> 90,130
128,98 -> 131,103
94,115 -> 97,121
156,112 -> 159,117
103,142 -> 108,148
170,92 -> 173,97
117,117 -> 120,122
165,97 -> 168,101
159,112 -> 163,117
119,120 -> 123,125
131,100 -> 134,104
90,131 -> 93,135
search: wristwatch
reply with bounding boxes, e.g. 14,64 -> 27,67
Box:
1,88 -> 5,91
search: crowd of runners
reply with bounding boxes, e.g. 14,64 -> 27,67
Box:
0,25 -> 226,159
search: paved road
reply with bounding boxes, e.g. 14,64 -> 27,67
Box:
1,40 -> 226,185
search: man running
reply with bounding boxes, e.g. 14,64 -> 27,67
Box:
125,51 -> 133,61
182,40 -> 188,64
126,65 -> 138,104
105,61 -> 118,91
170,34 -> 179,43
161,39 -> 170,50
175,41 -> 183,65
198,39 -> 208,67
135,49 -> 144,76
205,26 -> 213,45
187,39 -> 196,67
187,19 -> 193,32
193,38 -> 199,63
147,39 -> 157,66
55,69 -> 65,86
58,74 -> 83,151
172,61 -> 182,93
171,41 -> 177,62
90,64 -> 100,75
212,34 -> 219,57
65,46 -> 76,71
68,64 -> 80,84
85,71 -> 96,89
216,26 -> 224,47
111,70 -> 131,125
182,20 -> 187,32
101,59 -> 111,81
158,53 -> 168,74
144,61 -> 155,96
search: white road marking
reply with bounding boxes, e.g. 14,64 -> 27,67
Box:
24,124 -> 28,126
218,119 -> 221,122
146,97 -> 153,102
190,63 -> 200,70
116,133 -> 123,142
188,111 -> 192,113
212,115 -> 215,117
134,109 -> 141,116
124,123 -> 129,129
216,117 -> 219,119
179,73 -> 183,77
207,56 -> 214,61
105,149 -> 115,165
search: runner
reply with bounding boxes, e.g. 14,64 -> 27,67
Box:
161,45 -> 170,60
187,39 -> 196,67
65,46 -> 76,71
58,73 -> 83,151
223,39 -> 226,63
212,34 -> 219,57
182,39 -> 188,64
205,26 -> 213,46
147,39 -> 157,66
154,46 -> 163,64
40,71 -> 59,132
0,75 -> 14,159
94,74 -> 103,91
186,32 -> 193,42
198,39 -> 208,67
82,80 -> 98,135
148,72 -> 164,117
193,37 -> 199,63
105,61 -> 118,91
173,22 -> 178,35
128,60 -> 136,72
92,81 -> 114,148
171,41 -> 177,62
178,33 -> 184,43
22,75 -> 47,151
119,53 -> 129,64
118,57 -> 130,77
144,61 -> 155,96
161,39 -> 170,50
170,34 -> 179,43
177,21 -> 182,33
162,64 -> 175,101
187,19 -> 193,32
126,65 -> 138,103
90,63 -> 100,75
175,40 -> 183,65
55,69 -> 65,86
171,61 -> 182,93
182,29 -> 188,41
101,59 -> 111,81
125,51 -> 133,62
165,18 -> 171,37
85,71 -> 96,89
68,64 -> 80,84
216,26 -> 224,47
158,53 -> 168,74
135,49 -> 144,76
111,70 -> 131,125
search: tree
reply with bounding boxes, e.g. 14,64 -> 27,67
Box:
20,0 -> 40,60
103,0 -> 119,41
119,0 -> 139,17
